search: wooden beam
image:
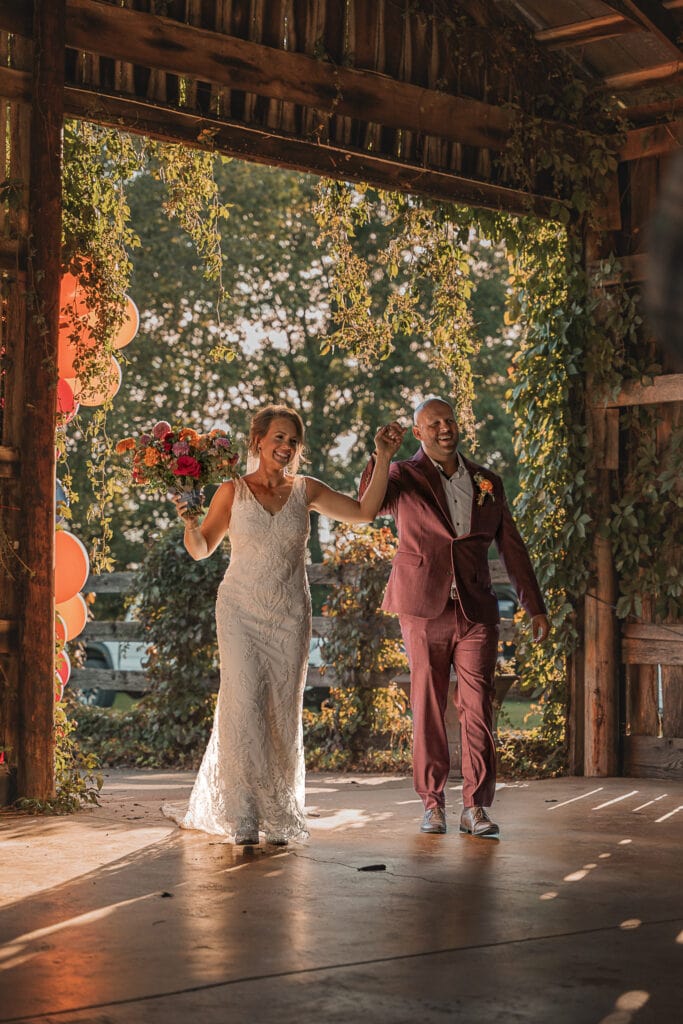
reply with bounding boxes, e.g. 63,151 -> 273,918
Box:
623,623 -> 683,640
16,0 -> 65,802
0,64 -> 562,218
622,636 -> 683,665
64,83 -> 562,219
602,373 -> 683,407
604,60 -> 683,91
623,734 -> 683,778
616,0 -> 683,60
535,14 -> 640,49
621,119 -> 683,161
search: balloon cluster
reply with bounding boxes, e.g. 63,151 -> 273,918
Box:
54,269 -> 140,700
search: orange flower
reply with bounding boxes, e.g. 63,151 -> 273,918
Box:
144,447 -> 160,466
480,479 -> 493,494
115,438 -> 136,454
179,428 -> 200,443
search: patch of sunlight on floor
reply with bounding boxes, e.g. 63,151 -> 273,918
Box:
540,891 -> 558,900
619,919 -> 641,929
307,808 -> 379,830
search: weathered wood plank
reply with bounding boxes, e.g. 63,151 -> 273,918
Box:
81,614 -> 516,644
85,558 -> 510,592
662,665 -> 683,737
623,735 -> 683,779
621,119 -> 683,161
535,13 -> 639,49
604,61 -> 683,91
606,373 -> 683,408
70,668 -> 150,692
81,620 -> 145,641
622,637 -> 683,665
623,623 -> 683,640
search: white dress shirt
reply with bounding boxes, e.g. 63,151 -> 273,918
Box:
430,453 -> 473,536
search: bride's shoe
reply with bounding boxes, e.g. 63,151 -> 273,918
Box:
234,818 -> 259,845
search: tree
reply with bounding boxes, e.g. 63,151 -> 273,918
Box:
66,159 -> 516,566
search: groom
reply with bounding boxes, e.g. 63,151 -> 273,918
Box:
361,397 -> 549,838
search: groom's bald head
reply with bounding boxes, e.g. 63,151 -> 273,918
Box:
413,397 -> 455,424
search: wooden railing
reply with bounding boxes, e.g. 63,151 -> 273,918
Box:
71,560 -> 516,696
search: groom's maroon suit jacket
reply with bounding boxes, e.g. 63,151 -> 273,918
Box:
360,448 -> 546,623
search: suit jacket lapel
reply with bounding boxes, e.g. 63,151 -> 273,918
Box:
411,449 -> 455,535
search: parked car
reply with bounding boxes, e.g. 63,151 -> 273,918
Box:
79,636 -> 148,707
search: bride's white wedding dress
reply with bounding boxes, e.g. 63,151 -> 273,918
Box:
164,475 -> 311,842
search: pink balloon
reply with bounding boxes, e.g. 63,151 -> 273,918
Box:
54,531 -> 90,604
56,378 -> 79,424
55,592 -> 88,641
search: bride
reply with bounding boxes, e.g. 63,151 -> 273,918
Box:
166,404 -> 404,845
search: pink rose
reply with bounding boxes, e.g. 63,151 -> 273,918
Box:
173,455 -> 202,479
152,420 -> 172,440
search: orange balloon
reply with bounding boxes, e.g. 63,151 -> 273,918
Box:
60,268 -> 92,319
56,649 -> 71,687
55,592 -> 88,641
55,612 -> 67,644
66,355 -> 122,408
54,530 -> 90,604
57,316 -> 98,378
113,295 -> 140,350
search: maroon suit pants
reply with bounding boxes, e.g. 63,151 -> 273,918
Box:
399,598 -> 499,809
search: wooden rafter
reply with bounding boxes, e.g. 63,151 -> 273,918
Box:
604,60 -> 683,91
535,13 -> 641,49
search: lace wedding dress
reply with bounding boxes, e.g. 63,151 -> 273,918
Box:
164,475 -> 311,842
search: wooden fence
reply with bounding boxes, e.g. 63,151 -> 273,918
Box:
71,560 -> 516,697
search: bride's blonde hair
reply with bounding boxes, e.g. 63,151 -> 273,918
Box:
248,405 -> 306,474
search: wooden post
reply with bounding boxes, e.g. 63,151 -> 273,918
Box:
0,31 -> 31,801
16,0 -> 65,799
583,225 -> 620,777
584,521 -> 619,775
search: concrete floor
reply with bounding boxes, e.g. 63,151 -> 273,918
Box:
0,771 -> 681,1024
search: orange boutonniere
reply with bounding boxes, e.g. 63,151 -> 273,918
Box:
473,473 -> 495,506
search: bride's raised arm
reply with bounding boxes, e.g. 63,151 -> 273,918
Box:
306,422 -> 404,524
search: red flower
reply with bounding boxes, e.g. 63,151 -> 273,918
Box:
174,455 -> 202,479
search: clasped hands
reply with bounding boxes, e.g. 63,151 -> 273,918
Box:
374,420 -> 406,459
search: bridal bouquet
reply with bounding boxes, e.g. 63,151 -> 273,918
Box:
116,420 -> 239,510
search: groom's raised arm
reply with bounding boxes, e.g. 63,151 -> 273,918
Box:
359,453 -> 401,517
